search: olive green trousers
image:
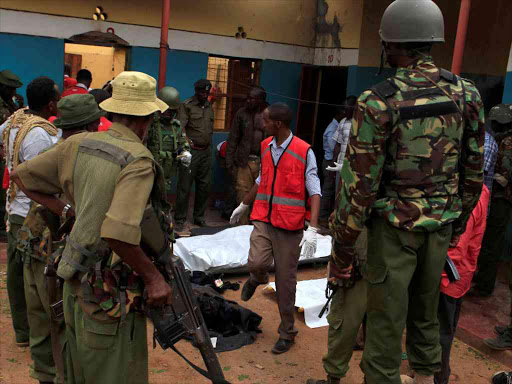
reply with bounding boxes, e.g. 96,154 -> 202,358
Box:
24,257 -> 65,383
323,278 -> 368,379
175,148 -> 212,223
361,217 -> 451,384
63,280 -> 148,384
6,214 -> 29,343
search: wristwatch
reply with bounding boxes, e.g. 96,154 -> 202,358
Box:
61,204 -> 72,220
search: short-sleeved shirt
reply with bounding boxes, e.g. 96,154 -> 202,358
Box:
178,96 -> 214,148
15,123 -> 155,245
0,119 -> 62,217
323,118 -> 339,161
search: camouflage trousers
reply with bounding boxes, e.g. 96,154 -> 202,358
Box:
323,278 -> 368,379
24,257 -> 65,383
361,217 -> 451,384
6,214 -> 29,343
63,279 -> 148,384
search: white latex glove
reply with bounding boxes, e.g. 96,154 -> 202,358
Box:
300,226 -> 318,259
180,151 -> 192,167
326,162 -> 343,172
230,202 -> 249,225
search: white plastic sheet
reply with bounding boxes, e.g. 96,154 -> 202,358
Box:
174,225 -> 332,273
267,278 -> 329,329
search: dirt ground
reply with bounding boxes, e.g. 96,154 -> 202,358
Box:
0,262 -> 508,384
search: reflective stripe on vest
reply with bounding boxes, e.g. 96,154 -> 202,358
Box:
250,136 -> 310,231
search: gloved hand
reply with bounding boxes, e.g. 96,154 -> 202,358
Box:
230,202 -> 249,225
180,151 -> 192,167
326,162 -> 343,172
300,226 -> 318,259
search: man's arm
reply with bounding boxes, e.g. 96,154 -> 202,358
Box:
177,103 -> 189,134
305,148 -> 322,228
11,169 -> 74,218
330,92 -> 388,267
454,82 -> 485,236
101,158 -> 171,307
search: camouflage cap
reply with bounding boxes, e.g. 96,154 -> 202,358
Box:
53,94 -> 106,130
0,70 -> 23,88
489,104 -> 512,125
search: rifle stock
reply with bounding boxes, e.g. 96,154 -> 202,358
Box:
141,207 -> 229,384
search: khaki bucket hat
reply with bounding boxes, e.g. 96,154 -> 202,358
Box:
99,71 -> 168,116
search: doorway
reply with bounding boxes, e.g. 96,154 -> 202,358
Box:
64,31 -> 130,90
296,66 -> 348,182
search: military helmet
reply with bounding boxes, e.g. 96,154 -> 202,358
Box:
158,87 -> 181,110
380,0 -> 445,43
489,104 -> 512,125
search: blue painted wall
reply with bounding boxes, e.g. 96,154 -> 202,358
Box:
504,72 -> 512,103
346,65 -> 395,97
129,47 -> 208,100
260,59 -> 302,132
0,33 -> 64,99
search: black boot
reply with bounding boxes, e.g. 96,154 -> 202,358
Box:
306,378 -> 341,384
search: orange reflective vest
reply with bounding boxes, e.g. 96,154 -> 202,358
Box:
251,135 -> 311,231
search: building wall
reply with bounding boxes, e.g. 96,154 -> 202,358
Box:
504,44 -> 512,103
0,33 -> 64,97
352,0 -> 512,108
1,0 -> 362,49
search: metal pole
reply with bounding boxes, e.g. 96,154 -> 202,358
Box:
451,0 -> 472,75
158,0 -> 171,90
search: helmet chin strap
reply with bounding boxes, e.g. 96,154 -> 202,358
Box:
377,46 -> 385,76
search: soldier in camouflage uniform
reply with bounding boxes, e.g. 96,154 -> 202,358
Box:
472,104 -> 512,299
324,1 -> 485,383
147,86 -> 191,192
0,70 -> 24,239
18,94 -> 104,384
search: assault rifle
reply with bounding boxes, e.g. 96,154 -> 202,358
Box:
140,206 -> 230,384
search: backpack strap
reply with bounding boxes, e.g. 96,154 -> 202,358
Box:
370,80 -> 399,127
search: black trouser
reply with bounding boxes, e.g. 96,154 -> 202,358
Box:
434,293 -> 463,384
474,198 -> 512,295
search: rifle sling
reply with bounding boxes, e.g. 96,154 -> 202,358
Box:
169,343 -> 230,384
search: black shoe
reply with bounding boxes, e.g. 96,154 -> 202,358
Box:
306,378 -> 340,384
272,338 -> 294,354
495,325 -> 508,336
493,371 -> 512,384
484,335 -> 512,350
194,219 -> 207,227
241,280 -> 257,301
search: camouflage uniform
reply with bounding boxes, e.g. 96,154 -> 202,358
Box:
331,57 -> 484,383
147,112 -> 190,191
474,130 -> 512,295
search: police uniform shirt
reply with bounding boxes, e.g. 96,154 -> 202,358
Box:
15,123 -> 154,244
178,95 -> 214,148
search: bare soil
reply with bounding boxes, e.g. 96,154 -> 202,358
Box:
0,262 -> 507,384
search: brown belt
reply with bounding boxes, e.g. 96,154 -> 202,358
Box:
191,144 -> 209,151
248,155 -> 260,162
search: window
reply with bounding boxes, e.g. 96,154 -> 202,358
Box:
207,55 -> 261,131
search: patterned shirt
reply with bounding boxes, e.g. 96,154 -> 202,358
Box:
331,117 -> 352,166
255,132 -> 321,196
483,132 -> 498,197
